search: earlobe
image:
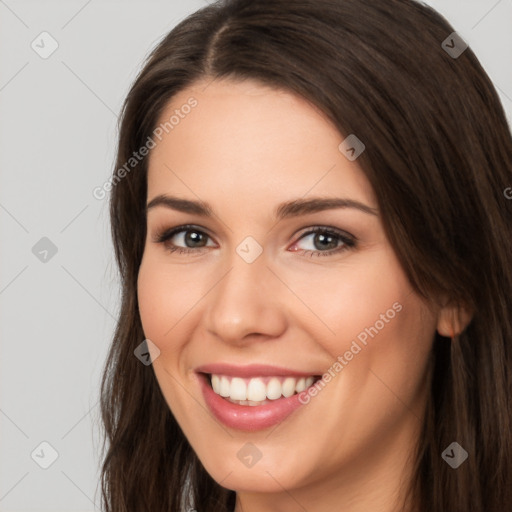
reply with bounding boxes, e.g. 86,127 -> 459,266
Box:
436,303 -> 473,338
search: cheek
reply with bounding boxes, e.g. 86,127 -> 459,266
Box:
287,246 -> 436,405
287,246 -> 417,356
137,253 -> 198,347
137,256 -> 200,416
137,260 -> 168,342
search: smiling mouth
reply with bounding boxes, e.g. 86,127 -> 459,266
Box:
203,373 -> 322,406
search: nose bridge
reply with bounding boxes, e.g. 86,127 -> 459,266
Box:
204,239 -> 286,343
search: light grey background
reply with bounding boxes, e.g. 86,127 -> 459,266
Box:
1,1 -> 511,510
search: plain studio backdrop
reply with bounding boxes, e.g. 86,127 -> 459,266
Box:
0,1 -> 511,510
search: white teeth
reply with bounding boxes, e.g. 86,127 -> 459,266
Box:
295,377 -> 306,392
230,377 -> 247,400
282,377 -> 296,397
219,376 -> 230,397
226,398 -> 270,406
211,374 -> 220,394
247,378 -> 267,401
209,374 -> 317,403
266,378 -> 282,400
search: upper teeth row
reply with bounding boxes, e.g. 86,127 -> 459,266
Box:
211,375 -> 316,401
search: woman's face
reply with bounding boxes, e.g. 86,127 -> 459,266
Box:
138,78 -> 440,504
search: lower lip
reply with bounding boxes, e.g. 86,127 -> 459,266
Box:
197,373 -> 310,431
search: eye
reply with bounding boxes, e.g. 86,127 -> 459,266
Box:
289,227 -> 356,257
153,224 -> 356,257
153,225 -> 216,255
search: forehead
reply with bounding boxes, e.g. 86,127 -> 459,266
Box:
146,78 -> 376,209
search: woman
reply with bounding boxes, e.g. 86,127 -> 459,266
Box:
99,0 -> 512,511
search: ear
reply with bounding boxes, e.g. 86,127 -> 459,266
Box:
436,303 -> 473,337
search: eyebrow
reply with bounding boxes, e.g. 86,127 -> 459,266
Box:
146,195 -> 378,219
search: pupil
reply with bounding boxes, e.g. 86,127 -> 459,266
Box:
315,233 -> 337,250
185,231 -> 206,247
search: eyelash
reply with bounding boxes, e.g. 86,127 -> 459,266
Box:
153,224 -> 357,257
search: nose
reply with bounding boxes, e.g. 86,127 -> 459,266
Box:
203,247 -> 288,345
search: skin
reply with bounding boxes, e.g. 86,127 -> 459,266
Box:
137,78 -> 465,512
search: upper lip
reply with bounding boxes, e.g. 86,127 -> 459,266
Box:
195,363 -> 321,378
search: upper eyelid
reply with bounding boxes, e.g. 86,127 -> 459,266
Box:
152,224 -> 215,243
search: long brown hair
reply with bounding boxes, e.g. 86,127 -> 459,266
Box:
99,0 -> 512,510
